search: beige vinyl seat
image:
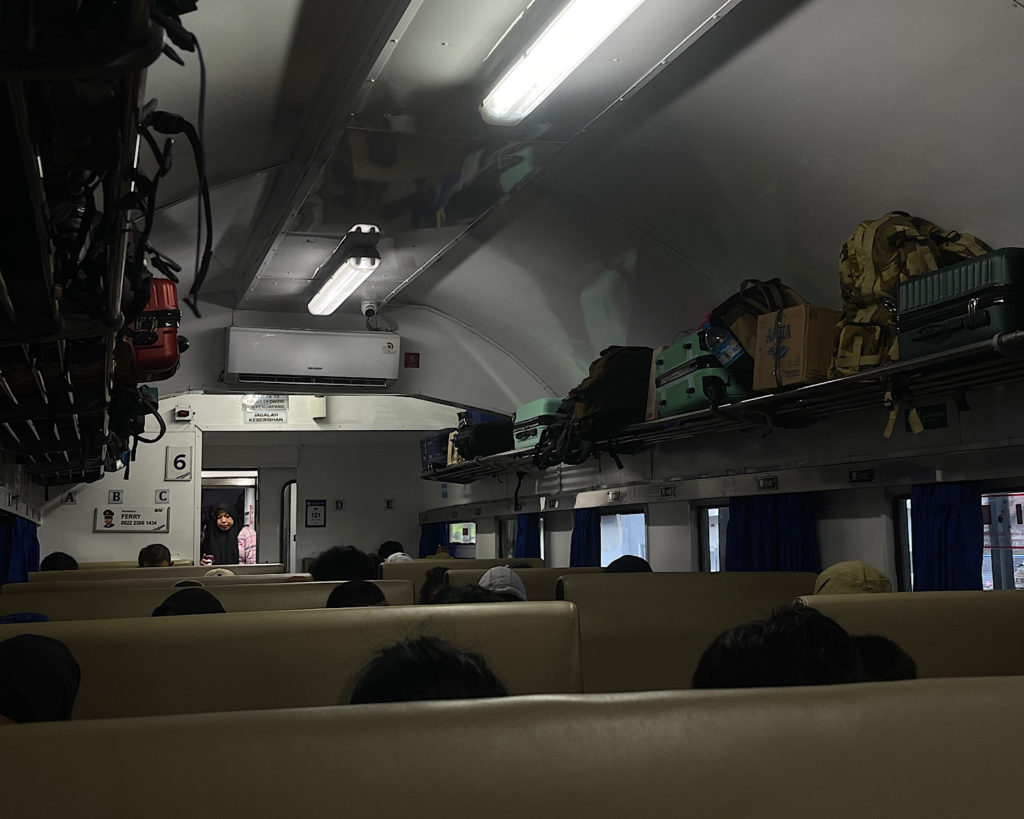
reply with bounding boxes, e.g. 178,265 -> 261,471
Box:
0,602 -> 581,719
557,571 -> 816,692
800,590 -> 1024,678
445,566 -> 603,600
27,563 -> 284,583
382,557 -> 543,600
2,573 -> 311,594
0,676 -> 1019,818
0,580 -> 413,620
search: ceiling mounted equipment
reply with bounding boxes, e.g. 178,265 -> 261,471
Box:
307,224 -> 383,316
481,0 -> 646,125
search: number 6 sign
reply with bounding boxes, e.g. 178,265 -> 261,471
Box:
164,446 -> 193,481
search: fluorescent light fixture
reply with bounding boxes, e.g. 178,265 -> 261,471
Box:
481,0 -> 645,126
307,254 -> 380,315
307,224 -> 382,316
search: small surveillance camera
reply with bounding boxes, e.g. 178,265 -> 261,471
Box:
361,301 -> 379,319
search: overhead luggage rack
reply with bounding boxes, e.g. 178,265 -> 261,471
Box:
0,1 -> 162,487
420,330 -> 1024,484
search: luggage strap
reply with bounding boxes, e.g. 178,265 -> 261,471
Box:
882,381 -> 923,439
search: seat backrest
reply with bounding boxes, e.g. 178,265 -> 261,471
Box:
2,573 -> 312,594
445,567 -> 603,600
0,602 -> 581,719
27,563 -> 284,582
557,571 -> 816,692
0,580 -> 413,620
1,676 -> 1019,818
800,590 -> 1024,678
382,557 -> 543,601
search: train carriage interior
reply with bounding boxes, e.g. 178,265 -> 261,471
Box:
1,0 -> 1023,815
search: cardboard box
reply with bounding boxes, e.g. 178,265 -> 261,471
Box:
753,305 -> 841,391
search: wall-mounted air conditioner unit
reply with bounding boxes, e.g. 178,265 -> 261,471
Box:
224,327 -> 401,388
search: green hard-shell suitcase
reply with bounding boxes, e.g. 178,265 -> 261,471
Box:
898,248 -> 1024,360
513,397 -> 563,450
656,367 -> 747,417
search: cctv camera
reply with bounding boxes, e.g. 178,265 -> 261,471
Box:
360,301 -> 379,319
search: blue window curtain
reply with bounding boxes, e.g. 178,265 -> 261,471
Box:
910,483 -> 982,591
514,513 -> 541,560
418,522 -> 451,559
570,509 -> 601,567
724,493 -> 821,572
0,515 -> 40,583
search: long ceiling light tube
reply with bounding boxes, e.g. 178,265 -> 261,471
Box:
481,0 -> 646,126
307,224 -> 382,316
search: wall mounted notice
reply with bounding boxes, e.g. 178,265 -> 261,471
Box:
164,446 -> 192,481
94,507 -> 170,533
305,499 -> 326,528
243,394 -> 289,424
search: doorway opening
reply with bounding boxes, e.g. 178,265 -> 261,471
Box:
200,470 -> 259,565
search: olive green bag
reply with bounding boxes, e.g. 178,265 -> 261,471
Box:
831,211 -> 991,378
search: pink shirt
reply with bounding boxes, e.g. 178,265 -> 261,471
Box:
238,526 -> 257,564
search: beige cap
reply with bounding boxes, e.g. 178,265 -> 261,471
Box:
814,561 -> 892,594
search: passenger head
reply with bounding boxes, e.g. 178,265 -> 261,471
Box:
692,604 -> 866,689
138,543 -> 172,568
204,568 -> 235,577
309,546 -> 374,582
377,541 -> 405,562
348,636 -> 508,704
213,507 -> 236,532
430,584 -> 507,604
173,579 -> 204,588
477,566 -> 527,601
419,566 -> 448,604
0,635 -> 80,724
854,634 -> 917,682
604,555 -> 653,573
152,588 -> 225,616
326,580 -> 388,608
383,551 -> 413,564
39,551 -> 78,571
814,561 -> 892,594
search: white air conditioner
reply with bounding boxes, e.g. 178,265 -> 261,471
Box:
224,327 -> 401,388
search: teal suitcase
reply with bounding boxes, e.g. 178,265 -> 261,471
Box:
513,397 -> 563,450
898,248 -> 1024,359
655,332 -> 719,380
656,367 -> 747,417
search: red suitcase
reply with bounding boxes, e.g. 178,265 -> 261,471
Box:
116,279 -> 188,383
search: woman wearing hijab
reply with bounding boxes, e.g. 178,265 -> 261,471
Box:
0,634 -> 81,724
200,506 -> 241,565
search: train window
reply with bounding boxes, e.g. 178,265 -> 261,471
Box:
449,522 -> 477,545
600,511 -> 646,565
896,493 -> 1024,591
498,517 -> 546,562
697,506 -> 729,572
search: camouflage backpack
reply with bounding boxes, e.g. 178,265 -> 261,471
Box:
830,212 -> 991,377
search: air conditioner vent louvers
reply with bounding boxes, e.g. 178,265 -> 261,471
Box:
235,373 -> 389,388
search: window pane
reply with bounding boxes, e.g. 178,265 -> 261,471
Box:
600,512 -> 646,565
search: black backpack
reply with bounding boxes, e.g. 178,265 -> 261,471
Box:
535,346 -> 653,468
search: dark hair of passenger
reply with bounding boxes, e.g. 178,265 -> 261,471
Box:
377,540 -> 404,561
326,580 -> 388,608
347,636 -> 508,704
309,546 -> 374,582
430,584 -> 507,604
138,543 -> 172,568
0,634 -> 81,723
419,566 -> 448,604
152,588 -> 225,616
40,552 -> 78,571
173,579 -> 204,588
604,555 -> 653,573
854,634 -> 918,682
508,562 -> 534,570
692,603 -> 866,689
